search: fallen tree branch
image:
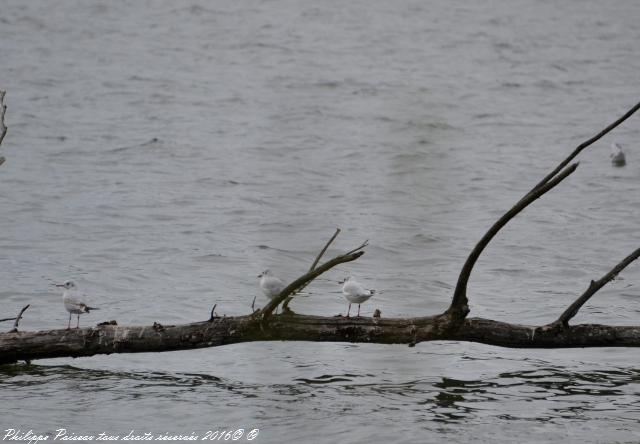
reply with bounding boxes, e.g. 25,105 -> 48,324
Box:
283,228 -> 341,312
554,246 -> 640,326
3,315 -> 640,365
259,240 -> 367,319
2,98 -> 640,365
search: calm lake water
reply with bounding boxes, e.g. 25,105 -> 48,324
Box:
1,1 -> 640,442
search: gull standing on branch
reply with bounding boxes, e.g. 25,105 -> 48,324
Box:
341,276 -> 375,317
611,142 -> 626,167
55,280 -> 99,329
258,269 -> 286,313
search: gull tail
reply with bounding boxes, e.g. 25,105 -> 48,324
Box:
80,304 -> 99,313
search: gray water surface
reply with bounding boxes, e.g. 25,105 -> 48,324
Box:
1,1 -> 640,442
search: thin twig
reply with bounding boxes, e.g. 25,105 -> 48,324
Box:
534,100 -> 640,190
251,296 -> 256,312
555,246 -> 640,326
283,228 -> 342,311
448,163 -> 579,318
345,239 -> 369,256
259,244 -> 367,319
310,228 -> 341,271
209,304 -> 217,321
9,305 -> 30,332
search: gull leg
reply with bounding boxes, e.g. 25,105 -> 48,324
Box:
357,304 -> 361,317
67,313 -> 71,330
347,303 -> 351,318
76,314 -> 80,329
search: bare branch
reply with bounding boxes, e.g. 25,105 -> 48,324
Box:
450,101 -> 640,322
449,163 -> 579,319
283,228 -> 341,311
311,228 -> 341,271
534,100 -> 640,189
555,246 -> 640,326
345,239 -> 369,256
259,244 -> 367,319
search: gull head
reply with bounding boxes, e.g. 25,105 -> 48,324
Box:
257,269 -> 271,278
338,276 -> 352,284
611,142 -> 623,154
55,280 -> 76,290
611,142 -> 626,166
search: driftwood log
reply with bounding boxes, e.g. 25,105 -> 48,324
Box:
1,99 -> 640,365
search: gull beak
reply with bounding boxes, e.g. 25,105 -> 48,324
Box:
257,273 -> 263,278
54,283 -> 65,287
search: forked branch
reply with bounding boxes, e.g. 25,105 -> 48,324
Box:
259,239 -> 367,319
450,99 -> 640,322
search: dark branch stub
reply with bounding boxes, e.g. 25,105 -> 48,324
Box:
555,246 -> 640,326
9,305 -> 29,333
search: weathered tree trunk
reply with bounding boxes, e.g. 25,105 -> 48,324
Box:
2,314 -> 640,365
2,95 -> 640,365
